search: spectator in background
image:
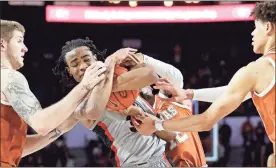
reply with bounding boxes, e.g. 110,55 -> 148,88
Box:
84,140 -> 112,167
241,116 -> 255,166
41,136 -> 68,166
171,44 -> 183,69
212,136 -> 225,167
85,140 -> 101,167
219,119 -> 232,166
169,43 -> 186,76
254,121 -> 266,166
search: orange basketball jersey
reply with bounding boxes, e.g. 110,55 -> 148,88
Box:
154,94 -> 207,167
251,52 -> 275,146
1,103 -> 27,167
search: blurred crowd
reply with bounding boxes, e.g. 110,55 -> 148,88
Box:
212,117 -> 272,167
19,132 -> 113,167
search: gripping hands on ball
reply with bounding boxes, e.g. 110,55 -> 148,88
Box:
80,61 -> 107,90
108,48 -> 139,65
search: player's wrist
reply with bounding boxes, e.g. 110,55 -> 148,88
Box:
154,120 -> 165,131
187,89 -> 194,100
79,80 -> 96,91
134,52 -> 145,63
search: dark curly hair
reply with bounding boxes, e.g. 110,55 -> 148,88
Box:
251,1 -> 276,24
53,37 -> 106,89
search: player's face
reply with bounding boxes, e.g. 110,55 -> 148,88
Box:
251,20 -> 270,54
1,30 -> 28,69
65,46 -> 97,82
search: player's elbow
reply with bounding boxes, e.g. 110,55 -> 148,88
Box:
28,117 -> 52,136
30,122 -> 51,136
200,114 -> 215,131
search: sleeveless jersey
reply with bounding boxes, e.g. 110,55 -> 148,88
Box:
154,94 -> 207,167
251,52 -> 275,144
1,68 -> 27,166
89,96 -> 166,166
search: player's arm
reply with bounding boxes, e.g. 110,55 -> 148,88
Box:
22,114 -> 78,157
74,57 -> 116,120
148,113 -> 177,142
3,71 -> 90,136
190,86 -> 251,103
112,67 -> 159,92
136,62 -> 260,135
154,129 -> 177,142
131,111 -> 176,141
136,53 -> 184,88
162,63 -> 258,132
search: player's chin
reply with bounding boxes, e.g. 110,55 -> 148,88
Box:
16,61 -> 24,70
252,46 -> 262,54
76,77 -> 82,83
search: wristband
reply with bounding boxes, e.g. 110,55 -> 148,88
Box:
192,89 -> 198,100
155,120 -> 165,131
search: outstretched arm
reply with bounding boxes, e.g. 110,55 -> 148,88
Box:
135,62 -> 259,135
2,70 -> 92,136
162,64 -> 257,132
112,67 -> 159,92
128,53 -> 184,88
190,86 -> 251,103
143,54 -> 184,88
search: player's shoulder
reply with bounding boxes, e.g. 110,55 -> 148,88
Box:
242,59 -> 270,73
237,59 -> 273,83
1,69 -> 28,87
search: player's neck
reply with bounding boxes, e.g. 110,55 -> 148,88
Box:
1,54 -> 15,70
263,37 -> 276,55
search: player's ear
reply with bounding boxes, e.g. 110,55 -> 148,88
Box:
1,38 -> 7,51
266,22 -> 275,36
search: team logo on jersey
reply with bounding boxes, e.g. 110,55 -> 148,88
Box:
160,105 -> 179,120
167,106 -> 178,116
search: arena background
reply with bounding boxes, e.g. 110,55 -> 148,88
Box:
1,1 -> 273,167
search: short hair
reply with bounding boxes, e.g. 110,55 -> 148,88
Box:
1,20 -> 25,41
53,37 -> 106,89
251,1 -> 276,24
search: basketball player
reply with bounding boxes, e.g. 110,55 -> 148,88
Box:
117,52 -> 207,167
0,20 -> 135,166
133,2 -> 276,166
53,38 -> 180,167
128,86 -> 206,167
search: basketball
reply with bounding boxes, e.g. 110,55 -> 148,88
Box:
106,65 -> 139,111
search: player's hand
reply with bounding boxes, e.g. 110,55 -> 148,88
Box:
133,113 -> 158,136
80,61 -> 107,90
120,52 -> 145,68
120,105 -> 145,117
154,78 -> 189,103
109,48 -> 138,65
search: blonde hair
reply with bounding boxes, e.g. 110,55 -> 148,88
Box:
1,20 -> 25,41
